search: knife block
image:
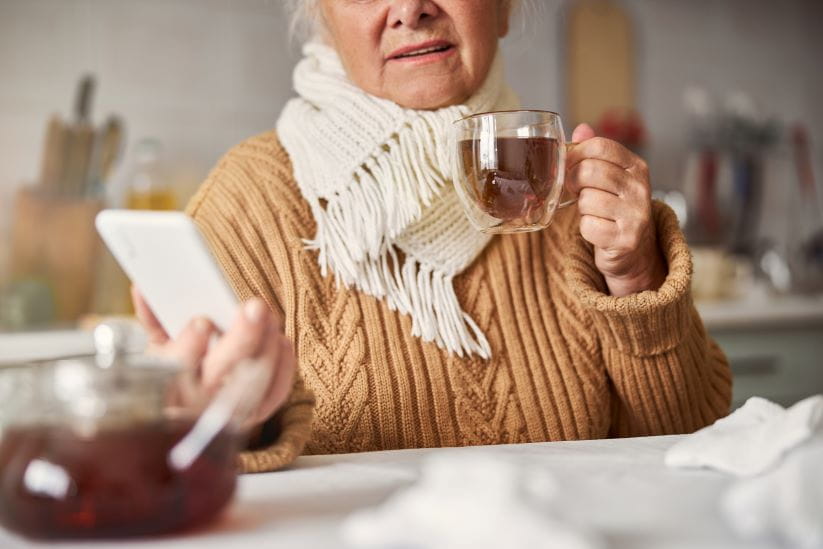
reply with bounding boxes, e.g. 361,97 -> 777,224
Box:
10,187 -> 103,325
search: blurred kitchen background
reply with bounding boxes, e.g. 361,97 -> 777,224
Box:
1,0 -> 822,408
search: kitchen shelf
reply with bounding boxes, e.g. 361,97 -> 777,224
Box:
697,292 -> 823,331
0,322 -> 146,366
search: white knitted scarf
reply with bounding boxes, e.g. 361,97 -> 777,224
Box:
277,42 -> 518,358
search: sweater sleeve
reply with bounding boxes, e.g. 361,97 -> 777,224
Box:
564,201 -> 732,436
185,139 -> 315,473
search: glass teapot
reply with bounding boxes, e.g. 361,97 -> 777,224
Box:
0,323 -> 270,540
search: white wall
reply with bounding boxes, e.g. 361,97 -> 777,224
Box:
1,0 -> 822,268
0,0 -> 298,199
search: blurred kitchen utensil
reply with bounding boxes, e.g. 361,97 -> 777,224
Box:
87,115 -> 124,197
696,150 -> 721,240
728,152 -> 762,255
789,124 -> 823,291
38,115 -> 69,194
98,116 -> 124,182
62,75 -> 96,196
793,125 -> 816,196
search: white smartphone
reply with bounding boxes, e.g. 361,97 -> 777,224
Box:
95,210 -> 239,339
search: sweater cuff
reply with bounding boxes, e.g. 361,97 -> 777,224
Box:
238,387 -> 315,474
564,201 -> 694,357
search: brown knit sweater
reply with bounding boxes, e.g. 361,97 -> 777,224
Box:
186,131 -> 732,473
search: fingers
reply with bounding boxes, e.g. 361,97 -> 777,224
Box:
579,215 -> 619,251
270,337 -> 297,410
577,187 -> 622,221
580,207 -> 651,258
185,297 -> 296,430
567,158 -> 631,197
261,336 -> 297,419
158,316 -> 215,371
567,137 -> 648,178
131,285 -> 170,347
565,131 -> 662,294
565,137 -> 653,256
571,123 -> 597,143
200,298 -> 273,392
573,161 -> 652,253
245,323 -> 297,427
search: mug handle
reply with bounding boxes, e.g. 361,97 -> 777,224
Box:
558,142 -> 579,209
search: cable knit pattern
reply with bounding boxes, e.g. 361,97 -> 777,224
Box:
186,131 -> 733,472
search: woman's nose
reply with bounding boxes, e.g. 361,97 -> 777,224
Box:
388,0 -> 441,29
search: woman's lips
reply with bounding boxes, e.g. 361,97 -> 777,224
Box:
386,41 -> 456,64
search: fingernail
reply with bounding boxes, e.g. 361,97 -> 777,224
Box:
244,299 -> 267,323
194,317 -> 211,334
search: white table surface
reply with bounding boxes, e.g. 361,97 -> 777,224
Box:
0,435 -> 779,549
0,320 -> 801,549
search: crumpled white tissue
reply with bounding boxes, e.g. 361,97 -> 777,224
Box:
665,394 -> 823,549
721,439 -> 823,549
664,395 -> 823,476
341,453 -> 604,549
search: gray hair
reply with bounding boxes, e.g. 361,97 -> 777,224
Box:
285,0 -> 320,42
285,0 -> 530,43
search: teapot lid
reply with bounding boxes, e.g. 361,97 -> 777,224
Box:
93,322 -> 130,369
0,322 -> 184,432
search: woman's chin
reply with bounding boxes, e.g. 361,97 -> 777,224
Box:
387,85 -> 471,110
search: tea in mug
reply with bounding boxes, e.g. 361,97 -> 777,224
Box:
459,136 -> 561,229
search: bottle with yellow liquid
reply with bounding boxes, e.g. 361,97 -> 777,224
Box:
125,138 -> 178,211
101,138 -> 178,315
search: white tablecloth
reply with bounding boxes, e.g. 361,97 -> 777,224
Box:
0,435 -> 781,549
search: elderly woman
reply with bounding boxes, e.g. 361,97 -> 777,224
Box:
135,0 -> 731,472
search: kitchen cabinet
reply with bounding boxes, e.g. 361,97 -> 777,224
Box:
698,294 -> 823,408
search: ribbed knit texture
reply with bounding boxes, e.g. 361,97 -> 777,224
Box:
186,132 -> 733,473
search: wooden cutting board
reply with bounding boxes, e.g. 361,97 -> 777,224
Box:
566,0 -> 636,127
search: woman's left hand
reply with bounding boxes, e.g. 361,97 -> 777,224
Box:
566,123 -> 667,297
132,287 -> 296,433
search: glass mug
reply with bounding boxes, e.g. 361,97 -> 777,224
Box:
452,110 -> 577,234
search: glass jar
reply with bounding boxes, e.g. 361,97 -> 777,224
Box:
124,138 -> 178,211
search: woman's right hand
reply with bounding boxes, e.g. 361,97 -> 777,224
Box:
130,285 -> 296,430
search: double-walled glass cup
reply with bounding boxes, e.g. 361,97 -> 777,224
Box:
452,110 -> 576,234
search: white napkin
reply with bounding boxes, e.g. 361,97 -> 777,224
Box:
721,439 -> 823,549
664,395 -> 823,476
665,395 -> 823,549
341,453 -> 604,549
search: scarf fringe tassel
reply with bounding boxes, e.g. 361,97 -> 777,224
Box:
304,114 -> 491,359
